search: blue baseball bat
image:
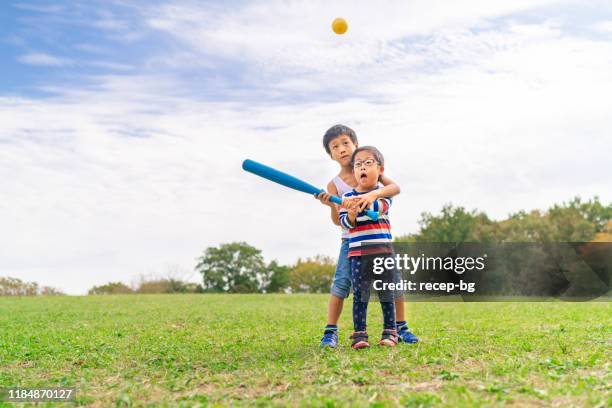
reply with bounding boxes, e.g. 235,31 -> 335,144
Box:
242,159 -> 379,221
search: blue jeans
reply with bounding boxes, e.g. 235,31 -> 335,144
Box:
331,239 -> 351,298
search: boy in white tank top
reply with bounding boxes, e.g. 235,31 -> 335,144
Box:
315,124 -> 419,348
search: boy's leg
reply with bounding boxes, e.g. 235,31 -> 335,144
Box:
350,256 -> 370,349
381,301 -> 396,329
379,264 -> 396,330
320,240 -> 351,348
377,256 -> 397,345
329,239 -> 351,299
326,294 -> 344,326
395,299 -> 405,322
379,300 -> 398,346
327,239 -> 351,324
392,265 -> 419,343
378,256 -> 396,330
396,324 -> 419,342
351,257 -> 370,332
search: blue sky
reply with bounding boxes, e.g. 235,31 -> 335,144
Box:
1,0 -> 612,294
2,2 -> 139,94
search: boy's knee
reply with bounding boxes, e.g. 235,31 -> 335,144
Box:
379,291 -> 395,303
353,286 -> 370,303
331,278 -> 351,298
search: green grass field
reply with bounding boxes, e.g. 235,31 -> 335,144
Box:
1,295 -> 610,407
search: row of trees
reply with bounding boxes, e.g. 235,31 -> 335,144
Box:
0,277 -> 64,296
194,197 -> 611,294
87,279 -> 205,295
195,242 -> 335,293
398,197 -> 612,243
86,251 -> 334,295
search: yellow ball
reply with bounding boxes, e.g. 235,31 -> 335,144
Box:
332,17 -> 348,35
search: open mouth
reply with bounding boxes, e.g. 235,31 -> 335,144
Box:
359,172 -> 368,180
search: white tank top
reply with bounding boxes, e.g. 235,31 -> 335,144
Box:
332,175 -> 353,239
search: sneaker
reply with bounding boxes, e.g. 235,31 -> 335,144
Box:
320,328 -> 338,348
350,331 -> 369,349
379,329 -> 398,347
397,323 -> 419,343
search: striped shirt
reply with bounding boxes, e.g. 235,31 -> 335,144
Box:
338,189 -> 393,257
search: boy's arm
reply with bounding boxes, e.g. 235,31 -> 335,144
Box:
378,175 -> 401,198
338,196 -> 356,229
354,175 -> 400,212
314,181 -> 341,226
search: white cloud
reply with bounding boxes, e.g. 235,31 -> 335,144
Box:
145,0 -> 563,74
17,52 -> 73,67
594,21 -> 612,33
74,43 -> 108,54
13,3 -> 66,13
94,18 -> 130,31
89,61 -> 134,71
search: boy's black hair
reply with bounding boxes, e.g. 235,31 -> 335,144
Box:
323,124 -> 358,155
351,146 -> 384,167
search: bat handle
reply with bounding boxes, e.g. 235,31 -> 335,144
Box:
325,191 -> 380,221
328,194 -> 342,206
365,210 -> 380,221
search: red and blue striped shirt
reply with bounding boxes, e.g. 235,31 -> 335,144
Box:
338,189 -> 393,257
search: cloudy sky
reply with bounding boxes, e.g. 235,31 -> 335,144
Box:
1,0 -> 611,294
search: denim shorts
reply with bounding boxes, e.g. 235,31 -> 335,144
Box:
331,239 -> 351,298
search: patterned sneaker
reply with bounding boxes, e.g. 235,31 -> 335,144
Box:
397,323 -> 419,343
379,329 -> 398,347
320,328 -> 339,348
350,331 -> 369,349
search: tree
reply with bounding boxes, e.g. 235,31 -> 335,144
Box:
501,204 -> 596,242
39,286 -> 64,296
565,196 -> 612,233
0,277 -> 37,296
88,282 -> 133,295
499,210 -> 554,242
547,204 -> 596,242
397,204 -> 496,243
135,278 -> 203,294
396,197 -> 610,244
88,278 -> 204,295
195,242 -> 267,293
137,279 -> 182,294
0,277 -> 64,296
593,220 -> 612,242
289,256 -> 335,293
265,261 -> 290,293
